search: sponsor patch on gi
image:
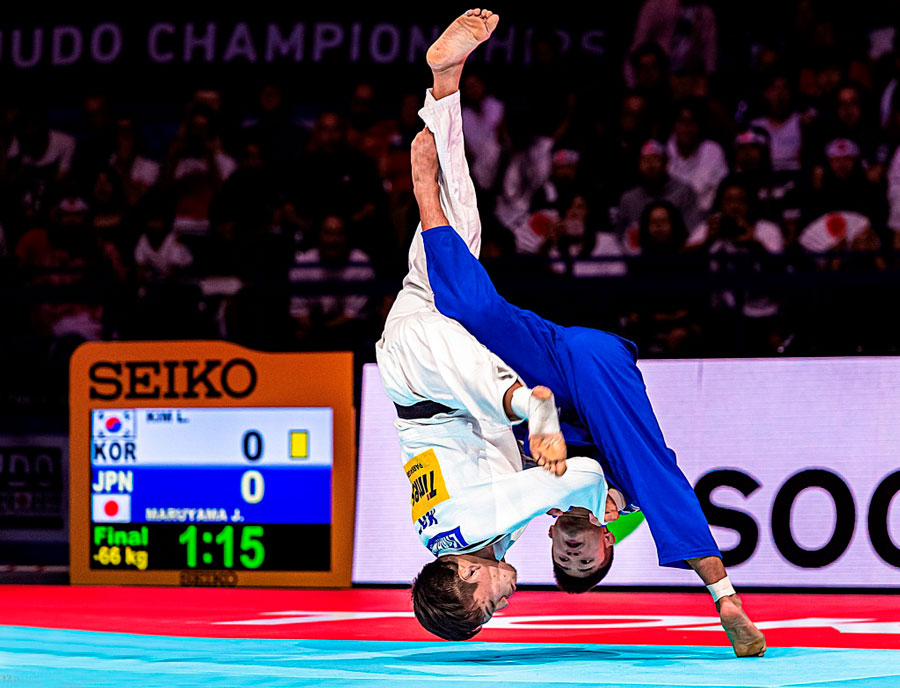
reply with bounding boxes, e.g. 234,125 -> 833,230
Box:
427,526 -> 468,556
404,448 -> 450,521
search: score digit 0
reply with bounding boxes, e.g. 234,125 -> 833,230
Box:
241,470 -> 265,504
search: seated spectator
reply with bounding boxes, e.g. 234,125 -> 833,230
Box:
241,84 -> 305,178
688,176 -> 785,253
823,83 -> 889,178
289,214 -> 375,348
666,98 -> 728,212
751,71 -> 805,173
804,139 -> 884,228
732,127 -> 802,230
8,105 -> 76,183
134,197 -> 193,282
688,177 -> 785,352
295,112 -> 386,261
462,73 -> 505,192
546,193 -> 627,277
624,200 -> 701,354
15,191 -> 125,342
109,115 -> 161,207
616,139 -> 701,250
72,95 -> 114,180
626,42 -> 672,116
163,98 -> 236,237
89,169 -> 128,242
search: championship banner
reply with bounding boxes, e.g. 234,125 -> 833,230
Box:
353,359 -> 900,587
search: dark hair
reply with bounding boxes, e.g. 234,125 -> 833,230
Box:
638,200 -> 688,253
712,174 -> 758,220
411,558 -> 483,641
552,546 -> 614,593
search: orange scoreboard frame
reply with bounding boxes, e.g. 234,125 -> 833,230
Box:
69,341 -> 355,587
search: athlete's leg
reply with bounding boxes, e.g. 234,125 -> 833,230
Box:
400,9 -> 497,299
419,8 -> 498,256
565,328 -> 764,656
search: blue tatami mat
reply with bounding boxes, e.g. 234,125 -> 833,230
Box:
2,626 -> 900,687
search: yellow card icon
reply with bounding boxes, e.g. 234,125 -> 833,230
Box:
289,430 -> 309,459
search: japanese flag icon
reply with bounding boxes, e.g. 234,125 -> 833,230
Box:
92,494 -> 132,523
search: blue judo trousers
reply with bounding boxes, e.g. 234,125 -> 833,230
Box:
423,225 -> 720,568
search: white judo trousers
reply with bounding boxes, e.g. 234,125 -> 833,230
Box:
376,89 -> 608,559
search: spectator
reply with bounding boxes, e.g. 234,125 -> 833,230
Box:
462,73 -> 505,192
109,115 -> 160,207
732,128 -> 802,237
15,191 -> 125,342
805,139 -> 883,228
666,98 -> 728,212
624,200 -> 701,354
8,106 -> 76,183
616,139 -> 701,251
88,169 -> 128,245
751,71 -> 805,173
241,84 -> 305,178
627,43 -> 672,116
628,0 -> 718,79
688,176 -> 785,352
289,214 -> 375,348
163,99 -> 236,237
546,193 -> 627,277
72,95 -> 114,180
295,112 -> 386,260
134,197 -> 193,282
829,84 -> 887,173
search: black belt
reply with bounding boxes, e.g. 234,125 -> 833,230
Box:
395,400 -> 454,420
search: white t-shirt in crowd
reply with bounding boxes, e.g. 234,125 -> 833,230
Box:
666,138 -> 729,212
173,152 -> 237,181
289,248 -> 375,320
463,95 -> 505,190
134,231 -> 193,278
688,218 -> 784,253
7,130 -> 76,176
751,113 -> 803,172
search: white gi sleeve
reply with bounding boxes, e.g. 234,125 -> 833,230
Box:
427,457 -> 609,556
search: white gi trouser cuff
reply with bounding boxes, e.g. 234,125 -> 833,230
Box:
510,386 -> 561,435
707,575 -> 737,602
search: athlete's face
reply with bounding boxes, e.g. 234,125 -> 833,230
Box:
548,508 -> 615,577
455,555 -> 517,623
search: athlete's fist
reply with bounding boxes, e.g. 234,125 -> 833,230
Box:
531,431 -> 567,476
411,127 -> 439,190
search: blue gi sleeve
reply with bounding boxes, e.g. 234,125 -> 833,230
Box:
422,225 -> 573,406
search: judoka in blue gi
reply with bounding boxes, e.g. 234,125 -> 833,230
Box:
407,38 -> 766,654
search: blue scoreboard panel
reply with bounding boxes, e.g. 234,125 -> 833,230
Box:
70,342 -> 355,587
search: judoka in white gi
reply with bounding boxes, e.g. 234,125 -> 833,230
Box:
376,9 -> 617,641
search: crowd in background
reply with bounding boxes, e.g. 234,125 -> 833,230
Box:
3,0 -> 900,412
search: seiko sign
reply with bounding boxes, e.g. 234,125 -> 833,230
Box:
88,359 -> 257,401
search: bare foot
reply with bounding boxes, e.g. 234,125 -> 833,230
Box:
718,595 -> 766,657
427,9 -> 500,73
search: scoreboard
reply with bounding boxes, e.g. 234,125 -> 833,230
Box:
70,341 -> 355,587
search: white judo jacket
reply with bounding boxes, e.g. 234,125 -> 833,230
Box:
376,89 -> 608,559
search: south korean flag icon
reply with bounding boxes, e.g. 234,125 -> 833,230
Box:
92,494 -> 132,523
93,410 -> 136,441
